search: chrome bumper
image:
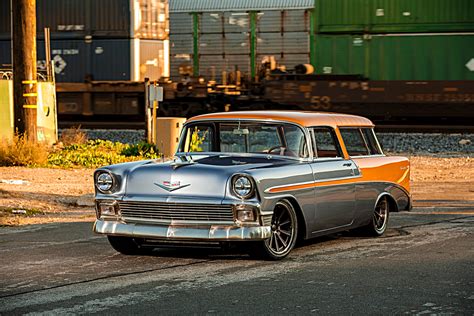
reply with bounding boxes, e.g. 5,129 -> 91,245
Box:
93,220 -> 272,241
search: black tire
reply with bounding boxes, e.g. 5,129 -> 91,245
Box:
362,196 -> 390,236
107,236 -> 146,255
250,200 -> 298,260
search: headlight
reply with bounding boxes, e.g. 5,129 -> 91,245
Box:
96,172 -> 114,193
232,175 -> 255,199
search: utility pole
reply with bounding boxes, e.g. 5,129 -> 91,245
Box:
12,0 -> 37,141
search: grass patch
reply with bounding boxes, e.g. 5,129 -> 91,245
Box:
0,206 -> 45,216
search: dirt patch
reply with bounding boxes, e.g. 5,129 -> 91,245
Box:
408,156 -> 474,208
0,167 -> 95,226
0,155 -> 473,226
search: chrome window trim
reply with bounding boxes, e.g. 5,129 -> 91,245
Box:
371,128 -> 385,155
350,154 -> 386,159
178,118 -> 315,160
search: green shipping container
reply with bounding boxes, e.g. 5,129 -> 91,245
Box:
314,33 -> 474,80
315,0 -> 474,33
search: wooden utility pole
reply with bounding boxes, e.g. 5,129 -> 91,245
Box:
12,0 -> 37,141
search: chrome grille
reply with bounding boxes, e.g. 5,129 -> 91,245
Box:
118,201 -> 234,223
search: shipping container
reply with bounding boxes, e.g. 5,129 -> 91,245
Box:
0,0 -> 169,40
169,3 -> 312,81
0,38 -> 166,82
315,0 -> 474,33
314,33 -> 474,80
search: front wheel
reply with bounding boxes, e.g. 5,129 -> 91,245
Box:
250,200 -> 298,260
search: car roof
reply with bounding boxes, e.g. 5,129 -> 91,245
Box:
187,111 -> 374,128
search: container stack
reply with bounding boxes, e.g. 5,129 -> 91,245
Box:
313,0 -> 474,80
168,0 -> 474,82
169,0 -> 314,82
0,0 -> 169,82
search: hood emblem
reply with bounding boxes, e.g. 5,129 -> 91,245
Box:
154,180 -> 190,192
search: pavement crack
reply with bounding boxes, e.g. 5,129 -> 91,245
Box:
0,259 -> 212,299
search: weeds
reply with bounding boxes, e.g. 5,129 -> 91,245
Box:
0,129 -> 159,168
59,126 -> 88,146
0,134 -> 49,167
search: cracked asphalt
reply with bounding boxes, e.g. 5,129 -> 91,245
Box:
0,208 -> 473,315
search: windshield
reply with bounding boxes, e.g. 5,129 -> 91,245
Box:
178,121 -> 308,158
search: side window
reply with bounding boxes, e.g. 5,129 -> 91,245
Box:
311,127 -> 342,158
361,128 -> 383,155
283,125 -> 308,158
339,128 -> 370,156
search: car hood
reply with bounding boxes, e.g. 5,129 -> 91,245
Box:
123,155 -> 292,201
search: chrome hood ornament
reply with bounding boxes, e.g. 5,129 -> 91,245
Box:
154,180 -> 190,192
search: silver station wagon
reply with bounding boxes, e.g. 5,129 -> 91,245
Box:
93,111 -> 411,260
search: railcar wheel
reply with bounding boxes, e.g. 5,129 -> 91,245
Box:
250,200 -> 298,260
107,236 -> 146,255
363,196 -> 390,236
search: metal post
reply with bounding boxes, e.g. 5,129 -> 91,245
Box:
12,0 -> 37,141
249,11 -> 257,80
309,9 -> 316,68
44,28 -> 51,81
192,12 -> 199,77
144,78 -> 153,143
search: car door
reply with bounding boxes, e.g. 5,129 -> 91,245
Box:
309,127 -> 358,234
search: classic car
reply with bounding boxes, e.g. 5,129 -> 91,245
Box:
93,111 -> 411,260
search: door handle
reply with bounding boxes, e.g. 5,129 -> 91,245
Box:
343,162 -> 352,167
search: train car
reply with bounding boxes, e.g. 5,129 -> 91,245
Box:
162,0 -> 474,127
0,0 -> 168,127
2,0 -> 474,128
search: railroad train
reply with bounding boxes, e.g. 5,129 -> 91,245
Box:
1,0 -> 473,129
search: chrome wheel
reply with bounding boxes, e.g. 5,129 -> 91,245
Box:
250,200 -> 298,260
373,197 -> 389,234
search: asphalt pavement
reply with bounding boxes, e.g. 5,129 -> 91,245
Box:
0,209 -> 473,315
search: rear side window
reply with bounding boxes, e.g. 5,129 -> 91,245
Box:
311,127 -> 342,158
361,128 -> 382,155
339,128 -> 370,156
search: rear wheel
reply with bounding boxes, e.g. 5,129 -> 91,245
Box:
250,200 -> 298,260
107,236 -> 147,255
362,196 -> 390,236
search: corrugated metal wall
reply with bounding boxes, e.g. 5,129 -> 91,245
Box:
169,0 -> 314,12
33,39 -> 131,82
169,8 -> 311,81
314,33 -> 474,80
316,0 -> 474,33
0,0 -> 169,40
0,0 -> 168,82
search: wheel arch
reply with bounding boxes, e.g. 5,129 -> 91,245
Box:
375,192 -> 398,212
280,196 -> 307,242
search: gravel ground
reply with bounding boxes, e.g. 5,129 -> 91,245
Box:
62,129 -> 474,154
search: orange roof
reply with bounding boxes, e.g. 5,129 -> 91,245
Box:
187,111 -> 374,128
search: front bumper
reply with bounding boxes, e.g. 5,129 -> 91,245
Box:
93,219 -> 271,241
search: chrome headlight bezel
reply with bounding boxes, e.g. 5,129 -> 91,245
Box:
231,174 -> 255,199
95,171 -> 115,193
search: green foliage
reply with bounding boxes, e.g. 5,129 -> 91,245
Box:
120,141 -> 158,159
189,127 -> 207,152
47,139 -> 159,168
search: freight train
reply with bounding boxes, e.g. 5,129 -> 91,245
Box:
1,0 -> 473,129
